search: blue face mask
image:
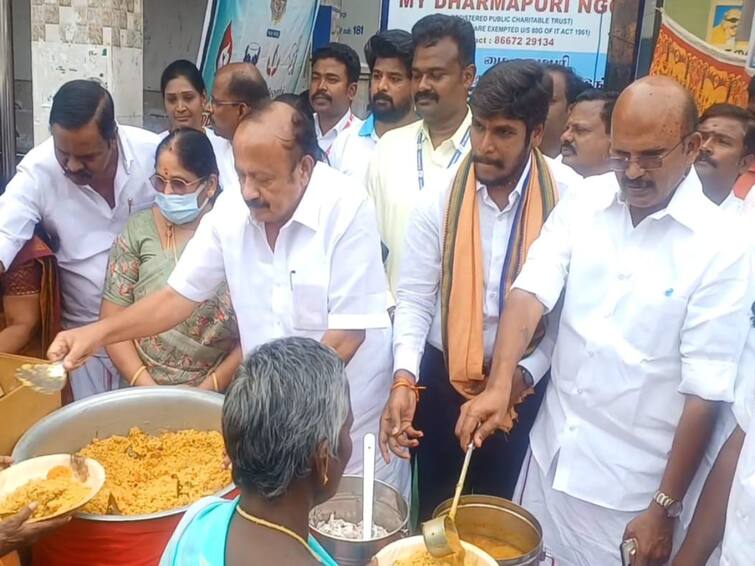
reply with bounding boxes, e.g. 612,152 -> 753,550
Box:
155,187 -> 209,225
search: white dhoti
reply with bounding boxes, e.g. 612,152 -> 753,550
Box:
514,450 -> 688,566
343,328 -> 411,503
69,353 -> 124,400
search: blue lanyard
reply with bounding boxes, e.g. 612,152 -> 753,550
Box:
497,166 -> 532,314
416,126 -> 471,191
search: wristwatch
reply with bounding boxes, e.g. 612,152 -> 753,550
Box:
517,365 -> 534,388
653,490 -> 683,518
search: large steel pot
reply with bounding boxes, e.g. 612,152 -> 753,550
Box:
310,475 -> 409,566
12,387 -> 235,566
433,495 -> 546,566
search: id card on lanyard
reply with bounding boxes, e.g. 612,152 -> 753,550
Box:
416,126 -> 471,191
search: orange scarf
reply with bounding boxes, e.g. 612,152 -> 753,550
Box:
441,150 -> 557,412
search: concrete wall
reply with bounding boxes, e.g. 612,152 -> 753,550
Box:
142,0 -> 207,133
13,0 -> 33,154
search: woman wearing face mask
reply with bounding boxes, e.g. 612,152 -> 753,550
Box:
101,128 -> 241,391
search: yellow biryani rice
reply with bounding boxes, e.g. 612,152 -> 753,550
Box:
0,466 -> 90,520
393,551 -> 478,566
77,427 -> 231,516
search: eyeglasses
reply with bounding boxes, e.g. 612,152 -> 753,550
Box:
608,136 -> 689,172
210,97 -> 244,108
150,174 -> 207,194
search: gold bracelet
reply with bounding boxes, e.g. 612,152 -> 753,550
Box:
211,371 -> 219,392
130,365 -> 147,386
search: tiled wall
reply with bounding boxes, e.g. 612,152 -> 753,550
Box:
30,0 -> 144,143
31,0 -> 142,49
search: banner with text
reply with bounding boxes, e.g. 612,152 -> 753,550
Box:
386,0 -> 613,86
650,14 -> 749,112
198,0 -> 320,97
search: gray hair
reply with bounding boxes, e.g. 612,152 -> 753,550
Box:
222,337 -> 350,499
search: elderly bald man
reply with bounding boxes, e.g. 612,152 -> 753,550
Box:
45,100 -> 410,499
454,76 -> 752,565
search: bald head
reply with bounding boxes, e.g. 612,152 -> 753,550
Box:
232,101 -> 319,228
610,76 -> 701,223
210,63 -> 270,140
613,76 -> 698,140
215,63 -> 270,107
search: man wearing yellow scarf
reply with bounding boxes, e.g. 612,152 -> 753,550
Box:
379,60 -> 583,521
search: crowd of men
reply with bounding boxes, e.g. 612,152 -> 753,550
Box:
1,11 -> 755,566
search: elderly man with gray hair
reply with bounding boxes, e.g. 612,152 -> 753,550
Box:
161,336 -> 351,566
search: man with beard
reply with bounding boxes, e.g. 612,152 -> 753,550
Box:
560,89 -> 617,177
0,80 -> 158,399
367,14 -> 476,293
455,76 -> 751,565
540,64 -> 589,159
329,30 -> 417,185
379,60 -> 581,521
46,100 -> 411,500
694,103 -> 755,213
309,43 -> 363,155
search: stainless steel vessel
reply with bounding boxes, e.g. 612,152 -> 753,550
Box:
433,495 -> 547,566
310,475 -> 409,566
12,386 -> 235,522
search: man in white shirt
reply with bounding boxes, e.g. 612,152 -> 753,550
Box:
328,30 -> 418,185
309,43 -> 363,155
367,14 -> 476,293
207,62 -> 271,195
456,76 -> 752,565
46,100 -> 410,498
560,89 -> 617,178
380,60 -> 581,521
671,317 -> 755,566
695,103 -> 755,213
0,80 -> 159,399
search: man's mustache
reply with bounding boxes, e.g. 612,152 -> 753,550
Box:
245,198 -> 268,209
312,91 -> 331,103
472,154 -> 505,169
560,142 -> 576,155
414,91 -> 438,104
372,93 -> 395,106
696,152 -> 718,168
622,177 -> 654,190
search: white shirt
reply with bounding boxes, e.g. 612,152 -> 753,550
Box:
367,110 -> 473,293
167,162 -> 399,484
328,114 -> 380,188
393,154 -> 580,383
513,169 -> 751,511
158,128 -> 238,197
720,191 -> 745,214
314,109 -> 363,155
0,125 -> 159,328
721,326 -> 755,566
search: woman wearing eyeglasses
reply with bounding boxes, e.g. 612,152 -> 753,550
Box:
100,128 -> 241,391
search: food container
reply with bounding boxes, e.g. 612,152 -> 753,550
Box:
0,352 -> 60,455
373,535 -> 497,565
433,495 -> 545,566
12,387 -> 235,566
310,475 -> 410,566
0,454 -> 105,522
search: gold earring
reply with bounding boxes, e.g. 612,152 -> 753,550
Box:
322,473 -> 329,486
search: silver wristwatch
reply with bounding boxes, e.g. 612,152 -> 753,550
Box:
653,490 -> 683,518
517,365 -> 534,388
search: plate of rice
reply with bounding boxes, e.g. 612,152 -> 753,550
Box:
0,454 -> 105,522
